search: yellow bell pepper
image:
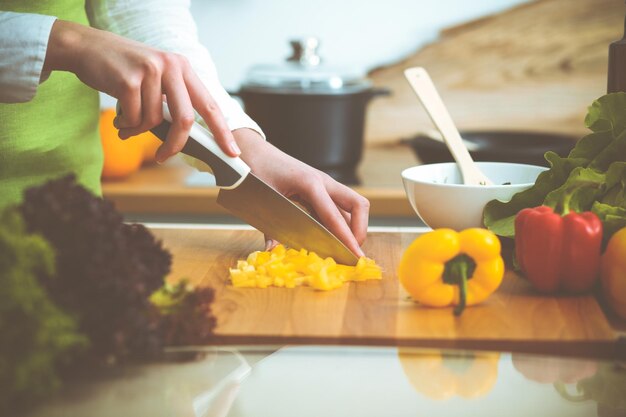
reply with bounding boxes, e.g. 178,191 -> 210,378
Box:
601,227 -> 626,320
398,228 -> 504,315
398,348 -> 500,400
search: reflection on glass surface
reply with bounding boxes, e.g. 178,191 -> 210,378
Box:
19,346 -> 626,417
397,349 -> 500,400
512,355 -> 626,417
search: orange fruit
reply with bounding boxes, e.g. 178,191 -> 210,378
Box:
138,131 -> 162,164
99,109 -> 144,180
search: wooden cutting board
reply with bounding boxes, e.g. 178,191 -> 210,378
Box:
151,228 -> 621,358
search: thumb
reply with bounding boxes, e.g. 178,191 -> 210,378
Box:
264,236 -> 280,251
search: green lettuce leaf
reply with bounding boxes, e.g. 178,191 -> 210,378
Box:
483,152 -> 586,237
584,92 -> 626,135
601,161 -> 626,208
0,207 -> 87,413
588,129 -> 626,171
483,92 -> 626,241
591,201 -> 626,246
543,167 -> 605,213
568,131 -> 612,164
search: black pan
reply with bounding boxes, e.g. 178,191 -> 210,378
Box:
402,130 -> 577,167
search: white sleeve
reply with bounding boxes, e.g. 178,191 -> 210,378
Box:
86,0 -> 265,139
0,12 -> 57,103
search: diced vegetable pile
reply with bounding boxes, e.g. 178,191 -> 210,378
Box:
229,244 -> 382,291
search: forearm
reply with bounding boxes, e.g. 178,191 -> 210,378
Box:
233,128 -> 282,172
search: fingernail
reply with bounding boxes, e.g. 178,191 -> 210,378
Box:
230,142 -> 241,156
265,239 -> 273,250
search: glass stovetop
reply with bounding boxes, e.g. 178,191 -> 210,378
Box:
20,346 -> 626,417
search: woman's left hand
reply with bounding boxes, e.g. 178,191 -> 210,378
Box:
232,129 -> 370,258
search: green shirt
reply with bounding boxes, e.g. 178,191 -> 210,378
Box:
0,0 -> 102,208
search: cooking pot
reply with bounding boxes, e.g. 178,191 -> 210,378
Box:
231,37 -> 390,185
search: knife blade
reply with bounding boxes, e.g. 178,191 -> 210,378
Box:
147,103 -> 359,266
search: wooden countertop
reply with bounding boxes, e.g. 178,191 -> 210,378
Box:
152,227 -> 624,359
102,143 -> 418,218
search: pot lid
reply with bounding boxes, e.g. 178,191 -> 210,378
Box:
242,37 -> 370,93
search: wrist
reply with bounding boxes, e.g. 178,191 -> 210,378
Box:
232,128 -> 265,152
232,128 -> 277,170
43,20 -> 84,74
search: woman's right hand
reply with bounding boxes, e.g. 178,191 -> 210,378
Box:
43,19 -> 240,163
232,129 -> 370,258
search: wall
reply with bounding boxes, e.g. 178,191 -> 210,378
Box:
365,0 -> 621,142
189,0 -> 528,90
101,0 -> 528,107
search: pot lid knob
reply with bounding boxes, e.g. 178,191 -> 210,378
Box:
287,37 -> 321,67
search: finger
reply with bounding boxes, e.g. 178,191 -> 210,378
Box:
156,72 -> 195,163
340,210 -> 352,235
183,68 -> 240,157
292,196 -> 349,235
140,69 -> 164,130
337,206 -> 351,225
117,127 -> 141,139
118,81 -> 163,138
116,78 -> 143,130
303,198 -> 353,230
303,182 -> 365,258
263,236 -> 280,251
326,181 -> 370,245
290,195 -> 317,219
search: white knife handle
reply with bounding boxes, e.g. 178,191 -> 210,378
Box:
148,102 -> 250,189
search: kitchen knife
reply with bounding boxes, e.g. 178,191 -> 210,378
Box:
146,103 -> 359,266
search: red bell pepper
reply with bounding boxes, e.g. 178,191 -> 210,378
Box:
514,206 -> 602,293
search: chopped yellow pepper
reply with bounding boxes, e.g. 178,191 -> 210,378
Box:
398,228 -> 504,315
229,245 -> 382,291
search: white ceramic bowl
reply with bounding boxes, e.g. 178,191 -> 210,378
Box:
401,162 -> 547,230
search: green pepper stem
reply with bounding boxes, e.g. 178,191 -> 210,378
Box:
561,191 -> 573,216
453,262 -> 468,316
553,382 -> 588,402
443,254 -> 474,317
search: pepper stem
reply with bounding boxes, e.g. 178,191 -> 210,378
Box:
452,262 -> 468,316
553,382 -> 589,402
560,191 -> 573,216
443,254 -> 474,316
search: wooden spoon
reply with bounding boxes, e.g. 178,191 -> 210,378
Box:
404,67 -> 493,185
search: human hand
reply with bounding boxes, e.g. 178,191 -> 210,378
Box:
43,19 -> 240,162
233,129 -> 370,257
